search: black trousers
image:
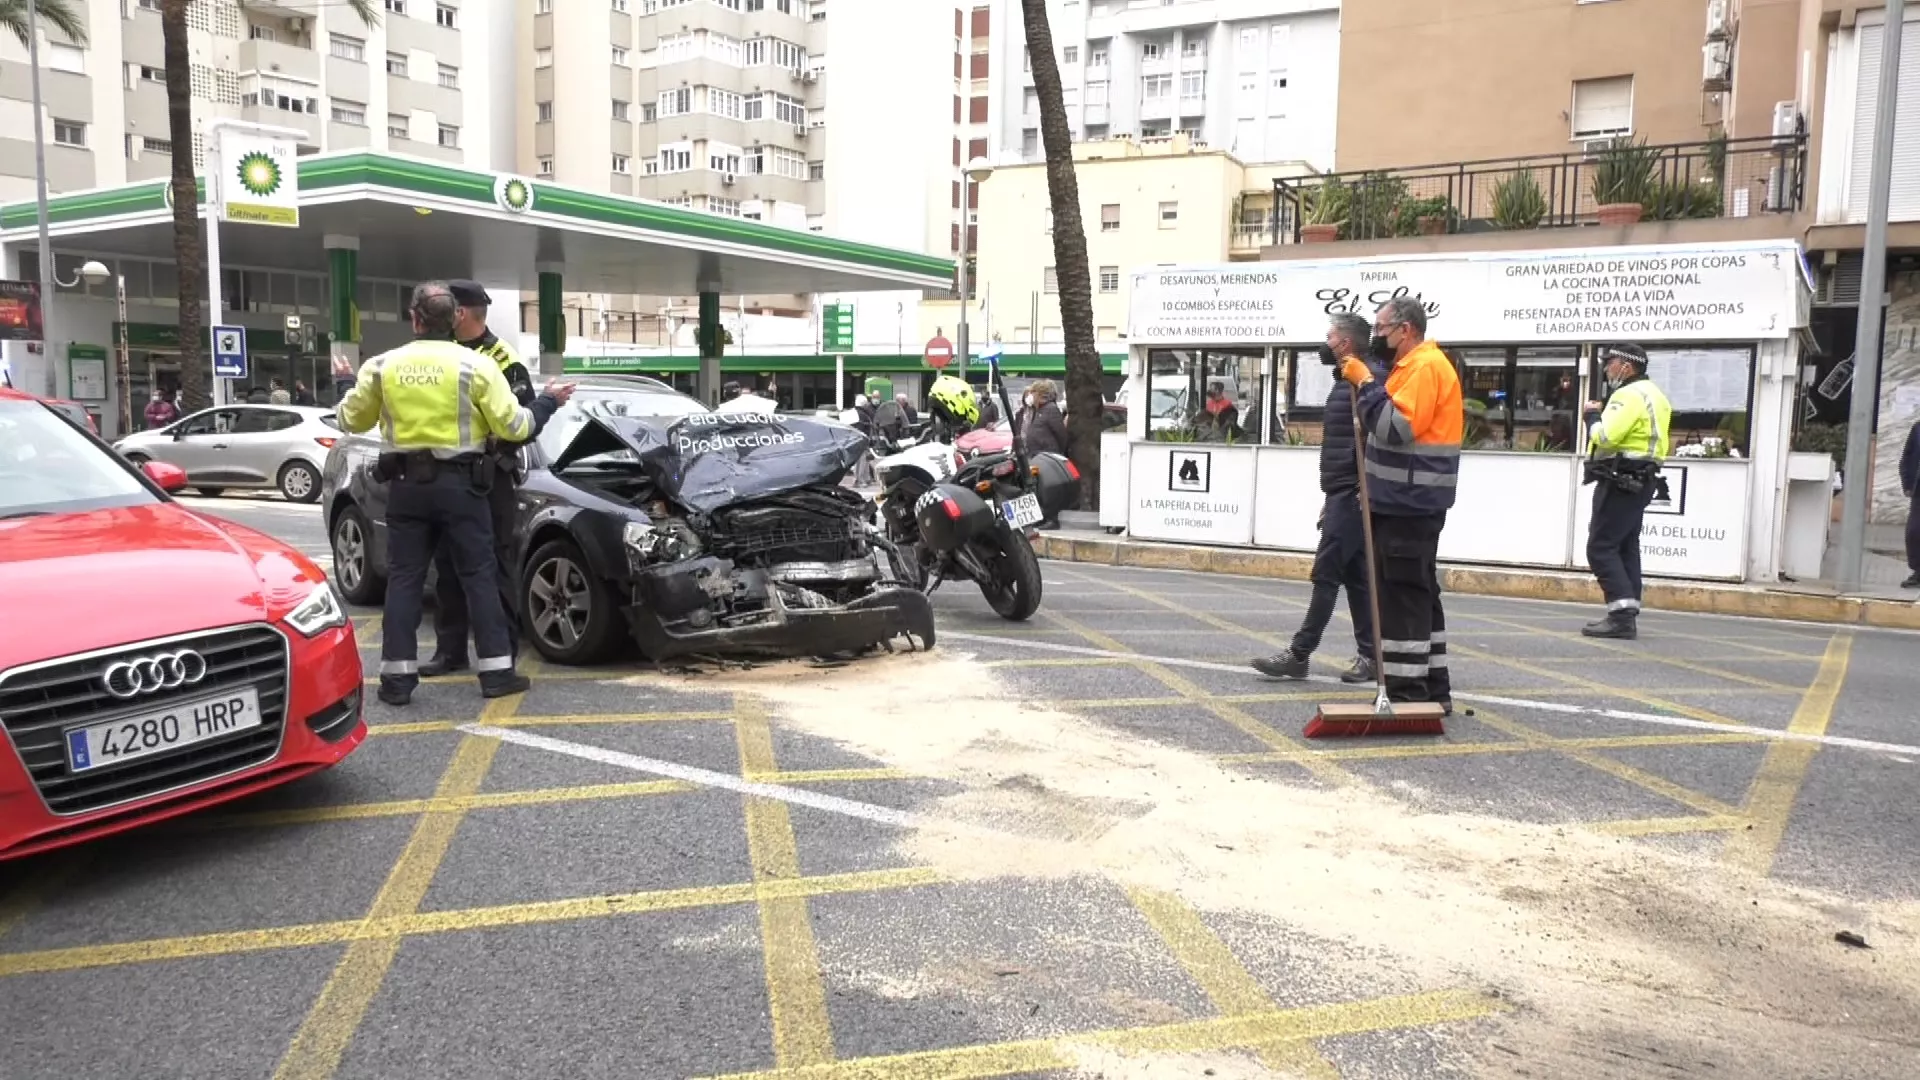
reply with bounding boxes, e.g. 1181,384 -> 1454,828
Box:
1371,511 -> 1449,704
1907,490 -> 1919,573
1291,490 -> 1375,660
431,464 -> 520,661
381,467 -> 515,681
1587,480 -> 1657,613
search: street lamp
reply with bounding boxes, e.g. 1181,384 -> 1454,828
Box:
956,156 -> 993,381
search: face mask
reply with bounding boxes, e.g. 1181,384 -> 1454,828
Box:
1368,333 -> 1395,362
1316,344 -> 1338,366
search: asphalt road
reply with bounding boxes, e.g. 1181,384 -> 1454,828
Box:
4,493 -> 1919,1079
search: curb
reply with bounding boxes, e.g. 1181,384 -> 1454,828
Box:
1032,532 -> 1920,631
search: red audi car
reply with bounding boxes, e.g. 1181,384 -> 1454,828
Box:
0,387 -> 365,860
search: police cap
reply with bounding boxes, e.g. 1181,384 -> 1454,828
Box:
1602,343 -> 1649,370
448,279 -> 493,308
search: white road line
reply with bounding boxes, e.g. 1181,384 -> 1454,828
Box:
942,632 -> 1920,759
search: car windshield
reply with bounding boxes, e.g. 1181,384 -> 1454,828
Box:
535,384 -> 709,467
0,399 -> 157,518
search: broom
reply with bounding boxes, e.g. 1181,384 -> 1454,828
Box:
1303,371 -> 1447,738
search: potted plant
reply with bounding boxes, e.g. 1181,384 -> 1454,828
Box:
1299,178 -> 1348,243
1346,172 -> 1407,240
1492,168 -> 1548,230
1590,137 -> 1661,225
1392,194 -> 1455,236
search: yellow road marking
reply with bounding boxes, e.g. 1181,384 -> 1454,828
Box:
199,780 -> 698,828
365,709 -> 733,736
694,988 -> 1503,1080
1468,709 -> 1741,819
745,767 -> 918,785
1722,633 -> 1854,876
1214,730 -> 1769,766
272,692 -> 513,1080
1125,887 -> 1341,1079
1447,643 -> 1750,727
737,695 -> 837,1068
0,868 -> 946,979
1593,815 -> 1748,837
980,657 -> 1135,669
1459,613 -> 1802,690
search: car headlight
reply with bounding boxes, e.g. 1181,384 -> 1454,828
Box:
285,583 -> 347,637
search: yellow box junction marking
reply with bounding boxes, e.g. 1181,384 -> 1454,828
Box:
1722,633 -> 1854,876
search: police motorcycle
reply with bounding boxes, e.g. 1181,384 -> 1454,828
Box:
869,363 -> 1080,621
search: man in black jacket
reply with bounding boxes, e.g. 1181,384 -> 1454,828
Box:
1252,314 -> 1379,682
1902,419 -> 1920,589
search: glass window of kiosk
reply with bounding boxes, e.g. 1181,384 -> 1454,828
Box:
1144,348 -> 1265,443
1594,344 -> 1755,458
1446,346 -> 1582,452
1271,347 -> 1332,445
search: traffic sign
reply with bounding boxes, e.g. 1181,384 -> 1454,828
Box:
923,334 -> 954,369
822,303 -> 854,353
212,324 -> 248,379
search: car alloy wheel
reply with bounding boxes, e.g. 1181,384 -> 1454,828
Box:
279,461 -> 319,503
529,555 -> 592,650
333,514 -> 366,593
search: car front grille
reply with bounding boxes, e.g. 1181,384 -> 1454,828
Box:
0,626 -> 289,816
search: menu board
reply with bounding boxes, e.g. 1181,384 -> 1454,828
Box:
1644,348 -> 1752,413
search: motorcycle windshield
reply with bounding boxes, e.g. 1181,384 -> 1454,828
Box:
559,410 -> 871,514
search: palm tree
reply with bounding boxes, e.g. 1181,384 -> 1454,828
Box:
0,0 -> 87,46
1019,0 -> 1102,507
159,0 -> 377,412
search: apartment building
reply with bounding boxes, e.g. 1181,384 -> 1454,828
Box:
981,0 -> 1341,172
0,0 -> 514,204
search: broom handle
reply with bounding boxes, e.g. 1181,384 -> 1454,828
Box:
1350,376 -> 1392,712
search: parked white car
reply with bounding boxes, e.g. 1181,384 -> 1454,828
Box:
114,404 -> 340,502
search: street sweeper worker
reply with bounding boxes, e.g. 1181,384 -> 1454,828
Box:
1338,295 -> 1463,712
1581,343 -> 1672,640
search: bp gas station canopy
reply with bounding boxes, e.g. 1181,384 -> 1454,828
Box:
0,151 -> 954,299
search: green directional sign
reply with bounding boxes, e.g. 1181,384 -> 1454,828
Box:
822,303 -> 855,353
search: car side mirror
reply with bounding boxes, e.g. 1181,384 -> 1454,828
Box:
141,460 -> 189,492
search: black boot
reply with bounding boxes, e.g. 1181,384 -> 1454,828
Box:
1251,650 -> 1310,679
479,669 -> 532,698
377,675 -> 418,707
1903,573 -> 1920,589
1340,655 -> 1375,684
1582,612 -> 1638,640
418,653 -> 469,677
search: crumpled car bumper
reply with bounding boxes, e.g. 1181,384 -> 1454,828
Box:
623,584 -> 937,662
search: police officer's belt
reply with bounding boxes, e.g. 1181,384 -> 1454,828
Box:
1583,456 -> 1659,494
375,450 -> 485,484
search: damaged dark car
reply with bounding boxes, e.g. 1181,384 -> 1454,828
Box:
320,375 -> 935,665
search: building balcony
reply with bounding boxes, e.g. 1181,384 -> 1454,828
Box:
240,0 -> 321,17
1269,134 -> 1808,247
239,37 -> 320,82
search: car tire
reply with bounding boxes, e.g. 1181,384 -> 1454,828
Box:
195,487 -> 224,497
523,537 -> 621,666
331,504 -> 385,606
278,460 -> 321,503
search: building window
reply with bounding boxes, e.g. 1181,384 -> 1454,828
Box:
537,157 -> 553,175
537,0 -> 552,11
708,87 -> 744,120
1023,87 -> 1037,113
1571,74 -> 1633,139
533,48 -> 552,69
45,42 -> 84,73
641,102 -> 657,122
659,87 -> 692,116
130,64 -> 165,85
331,100 -> 366,125
1043,267 -> 1058,293
536,101 -> 553,122
437,63 -> 458,88
612,46 -> 630,65
808,160 -> 824,180
1141,41 -> 1162,62
612,154 -> 630,174
249,25 -> 277,42
384,0 -> 406,13
330,34 -> 365,61
612,99 -> 629,120
1158,201 -> 1178,227
388,113 -> 409,138
386,52 -> 408,75
1063,45 -> 1078,64
52,120 -> 85,147
1099,266 -> 1119,292
1182,38 -> 1205,60
437,123 -> 459,148
1141,74 -> 1171,103
709,197 -> 741,216
1021,129 -> 1038,156
660,145 -> 693,172
435,4 -> 456,28
1089,44 -> 1107,69
710,147 -> 742,173
614,0 -> 629,10
1179,71 -> 1204,102
1100,203 -> 1119,231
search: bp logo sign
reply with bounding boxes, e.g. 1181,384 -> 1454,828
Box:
216,135 -> 298,227
495,175 -> 534,214
236,151 -> 283,198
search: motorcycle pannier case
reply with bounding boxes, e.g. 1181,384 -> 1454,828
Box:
1031,452 -> 1082,521
913,483 -> 997,553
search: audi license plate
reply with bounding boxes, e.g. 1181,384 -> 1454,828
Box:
1002,493 -> 1044,528
64,688 -> 263,773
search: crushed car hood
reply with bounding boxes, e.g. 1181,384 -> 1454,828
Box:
554,410 -> 870,514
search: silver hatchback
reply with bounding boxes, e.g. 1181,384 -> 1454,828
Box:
114,404 -> 340,502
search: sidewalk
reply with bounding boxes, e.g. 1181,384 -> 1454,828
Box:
1036,514 -> 1920,631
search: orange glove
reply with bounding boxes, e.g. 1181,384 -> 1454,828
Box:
1338,357 -> 1373,387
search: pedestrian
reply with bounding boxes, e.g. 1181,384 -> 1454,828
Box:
1018,379 -> 1070,457
417,280 -> 545,678
1253,314 -> 1379,683
245,384 -> 271,404
268,378 -> 292,406
894,392 -> 920,426
144,390 -> 178,430
1200,381 -> 1242,441
293,379 -> 316,406
1898,418 -> 1919,588
1580,343 -> 1672,638
1337,296 -> 1464,712
334,281 -> 572,706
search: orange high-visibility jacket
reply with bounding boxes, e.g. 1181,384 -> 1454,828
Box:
1354,340 -> 1464,515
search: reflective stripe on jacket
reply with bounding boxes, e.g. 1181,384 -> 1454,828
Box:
335,338 -> 536,455
1355,340 -> 1464,515
1588,376 -> 1673,461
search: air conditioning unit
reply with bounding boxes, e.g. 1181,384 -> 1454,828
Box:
1582,137 -> 1619,155
801,70 -> 817,83
288,16 -> 306,33
722,172 -> 735,185
1702,39 -> 1732,91
1705,0 -> 1731,42
1772,100 -> 1801,140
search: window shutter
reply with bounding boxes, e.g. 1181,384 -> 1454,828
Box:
1571,76 -> 1633,138
1846,18 -> 1920,223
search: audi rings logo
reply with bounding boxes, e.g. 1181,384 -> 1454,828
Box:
101,650 -> 209,699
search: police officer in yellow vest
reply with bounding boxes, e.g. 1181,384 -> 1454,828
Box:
336,282 -> 572,705
417,280 -> 541,676
1581,343 -> 1672,640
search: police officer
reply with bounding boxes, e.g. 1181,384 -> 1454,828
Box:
418,280 -> 543,676
1582,343 -> 1672,639
336,282 -> 571,705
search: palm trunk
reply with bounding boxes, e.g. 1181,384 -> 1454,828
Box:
161,1 -> 207,412
1019,0 -> 1101,509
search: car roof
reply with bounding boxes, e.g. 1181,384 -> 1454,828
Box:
0,387 -> 31,402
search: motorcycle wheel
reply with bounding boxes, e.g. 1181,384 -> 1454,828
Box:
976,527 -> 1043,621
